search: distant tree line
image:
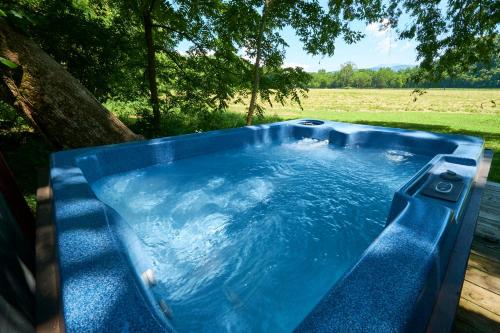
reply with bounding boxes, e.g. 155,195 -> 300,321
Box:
308,62 -> 500,89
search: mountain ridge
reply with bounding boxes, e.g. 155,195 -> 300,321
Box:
366,64 -> 415,71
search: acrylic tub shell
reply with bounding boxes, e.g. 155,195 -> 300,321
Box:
49,119 -> 484,332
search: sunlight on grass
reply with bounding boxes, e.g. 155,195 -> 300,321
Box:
230,89 -> 500,115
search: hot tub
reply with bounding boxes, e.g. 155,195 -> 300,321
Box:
50,119 -> 484,332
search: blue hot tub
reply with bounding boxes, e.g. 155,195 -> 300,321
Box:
50,119 -> 484,332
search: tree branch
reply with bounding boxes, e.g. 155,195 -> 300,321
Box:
153,23 -> 245,77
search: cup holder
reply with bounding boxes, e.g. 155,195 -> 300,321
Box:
298,120 -> 324,126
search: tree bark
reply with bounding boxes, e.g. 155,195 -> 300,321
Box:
143,8 -> 161,133
246,0 -> 270,126
0,21 -> 141,149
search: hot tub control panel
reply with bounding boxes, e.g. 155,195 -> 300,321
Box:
435,181 -> 453,193
421,170 -> 465,202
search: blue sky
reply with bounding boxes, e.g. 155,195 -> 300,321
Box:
281,20 -> 419,72
178,11 -> 420,72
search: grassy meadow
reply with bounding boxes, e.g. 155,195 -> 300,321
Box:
231,89 -> 500,182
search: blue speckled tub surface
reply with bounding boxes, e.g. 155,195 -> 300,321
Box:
50,119 -> 484,332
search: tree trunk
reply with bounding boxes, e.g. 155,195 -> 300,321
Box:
0,21 -> 141,149
143,10 -> 161,133
246,0 -> 270,126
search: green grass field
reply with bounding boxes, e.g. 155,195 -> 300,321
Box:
231,89 -> 500,182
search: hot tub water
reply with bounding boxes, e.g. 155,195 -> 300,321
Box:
92,138 -> 430,332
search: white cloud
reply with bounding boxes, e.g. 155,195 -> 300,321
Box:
365,18 -> 397,55
401,41 -> 415,51
366,19 -> 390,37
377,37 -> 394,54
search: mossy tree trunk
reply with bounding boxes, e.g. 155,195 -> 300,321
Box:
0,21 -> 141,149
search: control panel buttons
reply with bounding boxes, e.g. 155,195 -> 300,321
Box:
435,181 -> 453,193
421,171 -> 465,202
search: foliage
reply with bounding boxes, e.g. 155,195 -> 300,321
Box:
0,56 -> 18,69
1,0 -> 145,99
338,62 -> 356,87
0,100 -> 22,129
2,0 -> 251,131
387,0 -> 499,80
106,95 -> 283,137
0,102 -> 50,211
308,62 -> 499,89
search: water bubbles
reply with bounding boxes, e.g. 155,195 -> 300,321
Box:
234,178 -> 273,208
128,189 -> 170,212
91,139 -> 430,332
207,177 -> 225,189
385,149 -> 415,163
282,138 -> 329,151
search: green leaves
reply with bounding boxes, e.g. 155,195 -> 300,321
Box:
0,56 -> 18,69
388,0 -> 499,79
8,9 -> 23,19
0,7 -> 23,19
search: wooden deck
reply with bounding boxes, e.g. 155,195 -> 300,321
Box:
36,169 -> 63,333
453,181 -> 500,332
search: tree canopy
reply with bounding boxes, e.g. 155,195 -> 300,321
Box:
0,0 -> 498,142
220,0 -> 388,123
387,0 -> 499,79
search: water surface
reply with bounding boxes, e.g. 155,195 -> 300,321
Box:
92,139 -> 430,332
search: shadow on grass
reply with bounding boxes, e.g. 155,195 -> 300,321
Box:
128,110 -> 284,138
